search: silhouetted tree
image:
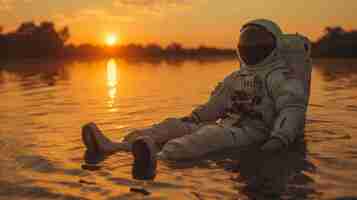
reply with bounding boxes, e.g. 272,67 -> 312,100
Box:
166,42 -> 183,52
0,21 -> 70,59
16,21 -> 37,34
59,26 -> 70,44
141,43 -> 163,57
325,26 -> 345,38
314,26 -> 357,57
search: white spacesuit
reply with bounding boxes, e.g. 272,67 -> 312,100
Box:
82,19 -> 312,179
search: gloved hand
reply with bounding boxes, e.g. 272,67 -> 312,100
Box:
260,138 -> 285,153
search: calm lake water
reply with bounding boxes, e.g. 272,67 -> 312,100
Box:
0,58 -> 357,200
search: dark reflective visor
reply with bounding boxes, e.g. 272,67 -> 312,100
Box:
238,25 -> 276,66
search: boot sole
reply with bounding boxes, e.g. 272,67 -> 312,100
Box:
132,137 -> 157,180
82,123 -> 101,154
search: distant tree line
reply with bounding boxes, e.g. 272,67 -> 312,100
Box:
0,21 -> 235,60
313,26 -> 357,57
1,21 -> 357,60
64,42 -> 235,60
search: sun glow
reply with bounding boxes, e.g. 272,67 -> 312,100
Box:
106,34 -> 119,46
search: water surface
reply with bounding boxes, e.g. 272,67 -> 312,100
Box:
0,58 -> 357,200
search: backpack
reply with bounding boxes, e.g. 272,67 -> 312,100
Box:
281,33 -> 312,104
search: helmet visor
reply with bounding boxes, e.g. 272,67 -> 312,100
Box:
238,25 -> 276,66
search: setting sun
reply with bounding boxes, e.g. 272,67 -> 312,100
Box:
106,34 -> 119,46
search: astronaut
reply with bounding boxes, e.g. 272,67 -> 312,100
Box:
82,19 -> 311,180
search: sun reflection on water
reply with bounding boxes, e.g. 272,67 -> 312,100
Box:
106,58 -> 119,111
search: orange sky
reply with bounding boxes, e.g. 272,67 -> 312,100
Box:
1,0 -> 357,48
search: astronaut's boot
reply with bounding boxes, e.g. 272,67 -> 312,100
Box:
132,136 -> 158,180
82,122 -> 130,154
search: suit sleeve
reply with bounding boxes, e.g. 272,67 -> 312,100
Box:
268,69 -> 308,146
188,73 -> 235,123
